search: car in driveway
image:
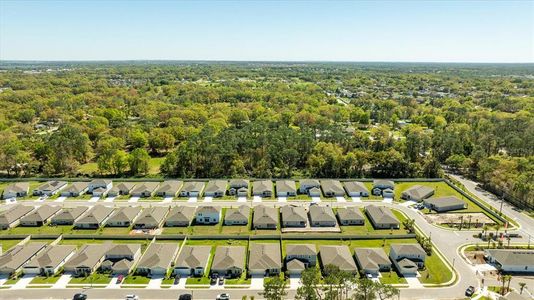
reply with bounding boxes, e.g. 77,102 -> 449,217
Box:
218,277 -> 224,285
216,294 -> 230,300
117,274 -> 124,283
178,294 -> 192,300
126,295 -> 139,300
72,294 -> 87,300
465,286 -> 475,296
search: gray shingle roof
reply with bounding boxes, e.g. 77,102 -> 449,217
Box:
181,181 -> 205,193
319,245 -> 357,271
248,243 -> 281,270
106,207 -> 142,224
155,181 -> 182,195
320,180 -> 345,195
131,182 -> 159,195
225,206 -> 250,222
138,243 -> 179,270
486,249 -> 534,266
390,244 -> 426,257
174,245 -> 211,270
354,248 -> 390,271
365,205 -> 400,225
424,196 -> 465,209
25,245 -> 76,268
343,181 -> 369,194
281,205 -> 307,223
211,246 -> 246,270
276,180 -> 296,194
336,207 -> 365,222
286,244 -> 317,257
20,205 -> 61,223
63,182 -> 89,194
401,185 -> 434,200
3,182 -> 29,195
309,206 -> 336,223
253,205 -> 278,226
204,180 -> 227,194
165,206 -> 196,223
253,180 -> 273,194
0,205 -> 33,225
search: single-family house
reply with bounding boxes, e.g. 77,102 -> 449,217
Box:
133,207 -> 168,229
19,205 -> 61,226
253,180 -> 273,198
131,182 -> 159,198
253,205 -> 278,229
365,205 -> 400,229
2,182 -> 29,199
321,180 -> 345,197
173,245 -> 211,277
343,181 -> 369,197
204,180 -> 227,197
33,181 -> 68,196
23,245 -> 76,276
60,182 -> 89,197
155,180 -> 182,197
102,244 -> 142,275
224,206 -> 250,225
210,246 -> 246,278
165,206 -> 196,227
50,206 -> 88,225
73,205 -> 114,229
64,244 -> 111,276
308,187 -> 322,197
107,182 -> 136,197
88,179 -> 112,194
354,248 -> 391,276
401,185 -> 435,202
336,207 -> 365,226
136,243 -> 180,276
105,206 -> 142,227
228,179 -> 249,196
423,196 -> 467,212
309,205 -> 337,227
0,205 -> 33,229
299,180 -> 320,194
248,243 -> 282,276
179,181 -> 205,197
195,206 -> 221,225
276,180 -> 296,197
280,205 -> 307,228
0,242 -> 47,275
319,245 -> 357,274
389,244 -> 426,276
372,180 -> 395,197
285,244 -> 317,275
484,249 -> 534,273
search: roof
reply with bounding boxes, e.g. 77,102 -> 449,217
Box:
211,246 -> 246,270
181,181 -> 205,193
156,181 -> 182,194
402,185 -> 434,199
253,205 -> 278,226
299,179 -> 320,187
0,242 -> 47,271
166,206 -> 196,223
106,207 -> 142,224
390,244 -> 426,258
131,182 -> 159,194
319,245 -> 357,271
52,206 -> 88,222
225,206 -> 250,222
354,248 -> 390,270
248,243 -> 281,270
365,205 -> 399,225
373,180 -> 395,189
137,243 -> 179,270
109,182 -> 136,193
134,207 -> 168,226
175,245 -> 212,269
486,249 -> 534,266
276,180 -> 296,194
106,244 -> 141,257
196,206 -> 220,215
64,244 -> 111,269
21,205 -> 61,223
3,182 -> 29,194
229,179 -> 249,188
0,205 -> 33,225
286,259 -> 306,271
89,179 -> 112,186
424,196 -> 465,208
320,180 -> 345,195
75,205 -> 114,225
337,207 -> 365,221
253,180 -> 273,194
35,181 -> 67,192
63,182 -> 89,194
286,244 -> 317,257
309,205 -> 336,223
204,180 -> 227,194
25,245 -> 76,268
281,206 -> 307,223
343,181 -> 369,194
112,258 -> 133,270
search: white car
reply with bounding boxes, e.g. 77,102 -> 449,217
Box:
217,293 -> 230,300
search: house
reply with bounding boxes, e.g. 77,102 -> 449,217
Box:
354,248 -> 391,276
107,182 -> 136,197
131,182 -> 159,198
155,180 -> 182,197
204,180 -> 227,197
389,244 -> 427,276
321,180 -> 345,197
165,206 -> 196,227
285,244 -> 317,275
280,205 -> 307,227
499,291 -> 530,300
102,244 -> 142,275
299,179 -> 320,194
253,205 -> 278,229
23,245 -> 76,276
309,206 -> 337,227
401,185 -> 435,201
50,206 -> 88,225
88,179 -> 112,194
336,207 -> 365,225
2,182 -> 29,199
224,206 -> 250,225
343,181 -> 369,197
136,243 -> 179,276
73,205 -> 114,229
228,179 -> 249,196
253,180 -> 273,198
382,188 -> 395,198
33,181 -> 68,196
195,206 -> 221,225
372,180 -> 395,196
423,196 -> 467,212
365,205 -> 400,229
105,206 -> 142,227
173,245 -> 211,277
19,205 -> 61,226
60,182 -> 89,197
0,242 -> 47,275
248,243 -> 282,276
64,244 -> 111,276
319,245 -> 357,274
276,180 -> 296,197
92,187 -> 108,197
133,207 -> 168,229
308,187 -> 322,197
210,246 -> 246,278
179,181 -> 205,197
484,249 -> 534,273
0,205 -> 33,229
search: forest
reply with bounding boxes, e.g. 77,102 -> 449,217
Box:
0,62 -> 532,209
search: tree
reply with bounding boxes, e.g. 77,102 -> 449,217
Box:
128,148 -> 150,175
111,150 -> 129,176
295,267 -> 322,300
518,282 -> 526,294
262,276 -> 288,300
353,278 -> 377,300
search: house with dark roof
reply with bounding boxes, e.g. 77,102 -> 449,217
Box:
179,181 -> 205,197
319,245 -> 357,274
224,206 -> 250,225
372,180 -> 395,197
133,207 -> 168,229
155,181 -> 182,197
253,205 -> 278,229
195,206 -> 221,224
309,205 -> 337,227
253,180 -> 273,197
173,245 -> 212,277
228,179 -> 249,197
64,244 -> 111,276
50,206 -> 88,225
280,205 -> 307,228
401,185 -> 435,201
321,180 -> 345,197
105,206 -> 142,227
248,243 -> 282,276
73,205 -> 114,229
165,206 -> 196,227
299,179 -> 320,194
136,243 -> 179,276
33,181 -> 68,196
389,244 -> 426,276
101,244 -> 142,275
210,246 -> 246,278
423,196 -> 467,212
2,182 -> 29,199
276,180 -> 296,197
0,205 -> 33,229
60,182 -> 89,197
204,180 -> 227,197
343,181 -> 369,197
19,205 -> 61,226
365,205 -> 400,229
286,244 -> 317,275
484,249 -> 534,273
0,242 -> 47,275
23,245 -> 76,276
336,207 -> 365,225
354,248 -> 391,276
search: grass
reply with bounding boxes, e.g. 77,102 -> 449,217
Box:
418,252 -> 453,284
162,226 -> 191,235
59,239 -> 105,247
186,277 -> 211,285
123,275 -> 150,285
30,275 -> 61,284
69,273 -> 111,285
78,157 -> 164,176
0,239 -> 23,250
379,270 -> 407,284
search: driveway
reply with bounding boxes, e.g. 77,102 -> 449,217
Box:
289,275 -> 301,289
351,196 -> 361,202
237,196 -> 247,203
162,196 -> 173,203
278,197 -> 287,203
253,196 -> 262,203
311,197 -> 321,203
54,196 -> 66,203
147,276 -> 163,289
88,196 -> 100,202
187,197 -> 197,203
106,275 -> 122,289
203,197 -> 213,203
250,275 -> 264,289
336,196 -> 346,203
52,274 -> 71,289
104,196 -> 115,202
382,197 -> 393,203
128,196 -> 139,203
11,275 -> 34,289
404,276 -> 423,288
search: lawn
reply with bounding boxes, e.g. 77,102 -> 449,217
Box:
418,252 -> 453,284
220,225 -> 251,235
59,239 -> 105,247
1,225 -> 100,236
162,226 -> 191,235
69,273 -> 111,284
30,275 -> 61,284
186,276 -> 211,285
78,157 -> 164,176
0,239 -> 22,250
379,270 -> 407,284
190,223 -> 222,235
123,275 -> 150,285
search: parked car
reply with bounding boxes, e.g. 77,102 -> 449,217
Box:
126,295 -> 139,300
216,294 -> 230,300
465,286 -> 475,296
117,274 -> 124,283
73,294 -> 87,300
178,294 -> 192,300
218,277 -> 224,285
174,276 -> 181,285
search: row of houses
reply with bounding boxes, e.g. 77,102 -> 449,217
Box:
2,179 -> 400,199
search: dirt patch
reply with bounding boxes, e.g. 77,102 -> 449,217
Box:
424,212 -> 495,228
465,250 -> 486,264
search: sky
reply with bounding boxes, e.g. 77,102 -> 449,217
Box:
0,0 -> 533,62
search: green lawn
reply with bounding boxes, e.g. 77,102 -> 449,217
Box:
123,275 -> 150,285
162,226 -> 191,235
379,270 -> 407,284
186,277 -> 211,285
59,239 -> 105,247
69,273 -> 111,284
419,252 -> 453,284
220,225 -> 251,235
0,239 -> 22,250
78,157 -> 164,176
30,275 -> 61,284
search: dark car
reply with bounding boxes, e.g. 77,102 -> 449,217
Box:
465,286 -> 475,296
178,294 -> 192,300
73,293 -> 88,300
218,277 -> 224,285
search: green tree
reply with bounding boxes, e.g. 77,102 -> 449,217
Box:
262,276 -> 288,300
128,148 -> 150,175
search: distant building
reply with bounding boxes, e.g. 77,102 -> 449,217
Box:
2,182 -> 29,199
423,196 -> 466,212
484,249 -> 534,273
401,185 -> 435,202
33,181 -> 68,196
60,182 -> 89,197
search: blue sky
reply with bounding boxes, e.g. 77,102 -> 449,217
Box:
1,0 -> 533,62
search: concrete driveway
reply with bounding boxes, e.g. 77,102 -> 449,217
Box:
237,196 -> 247,203
104,196 -> 116,202
128,196 -> 139,203
162,196 -> 173,203
404,276 -> 423,288
54,196 -> 66,202
250,275 -> 264,289
336,196 -> 346,202
88,196 -> 100,202
203,196 -> 213,203
147,276 -> 163,289
187,197 -> 197,203
107,275 -> 122,289
52,274 -> 72,289
253,196 -> 262,203
277,197 -> 287,203
11,275 -> 34,289
351,196 -> 362,202
289,275 -> 301,289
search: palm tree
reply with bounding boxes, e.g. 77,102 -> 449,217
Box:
506,275 -> 513,294
518,282 -> 526,294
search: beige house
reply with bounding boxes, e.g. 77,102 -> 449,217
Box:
253,205 -> 278,229
0,205 -> 33,229
165,206 -> 196,227
354,248 -> 392,276
309,205 -> 337,227
73,205 -> 115,229
173,245 -> 211,277
320,180 -> 345,197
401,185 -> 435,201
179,181 -> 205,197
423,196 -> 467,212
248,243 -> 281,276
319,245 -> 357,274
131,182 -> 159,197
2,182 -> 29,199
195,206 -> 221,225
389,244 -> 426,276
64,244 -> 111,276
343,181 -> 369,197
0,242 -> 47,275
133,207 -> 168,229
50,206 -> 88,225
107,182 -> 136,197
60,182 -> 89,197
210,246 -> 246,278
136,243 -> 180,276
155,181 -> 183,197
204,180 -> 227,197
365,205 -> 400,229
105,206 -> 142,227
19,205 -> 61,226
285,244 -> 317,275
276,180 -> 297,197
23,245 -> 76,276
224,206 -> 250,225
336,207 -> 365,225
253,180 -> 273,197
33,181 -> 68,196
280,205 -> 307,228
